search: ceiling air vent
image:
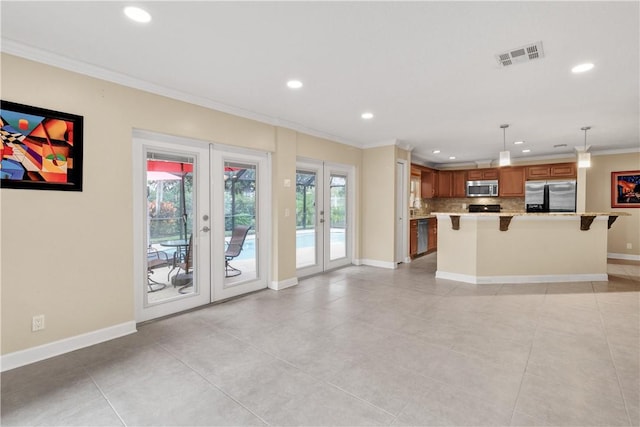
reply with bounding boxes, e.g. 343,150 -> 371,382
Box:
496,41 -> 544,67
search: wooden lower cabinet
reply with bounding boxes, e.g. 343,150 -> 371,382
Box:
427,218 -> 437,252
409,219 -> 418,257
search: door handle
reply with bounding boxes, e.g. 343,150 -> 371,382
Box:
319,219 -> 325,223
201,226 -> 210,232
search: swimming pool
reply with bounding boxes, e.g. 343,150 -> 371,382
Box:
234,229 -> 345,260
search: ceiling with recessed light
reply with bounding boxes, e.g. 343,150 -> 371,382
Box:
1,1 -> 638,167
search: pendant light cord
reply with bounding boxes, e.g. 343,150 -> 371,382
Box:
500,124 -> 509,150
581,126 -> 591,150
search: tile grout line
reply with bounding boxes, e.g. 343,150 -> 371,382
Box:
157,340 -> 272,426
83,366 -> 129,427
592,280 -> 634,427
507,284 -> 547,426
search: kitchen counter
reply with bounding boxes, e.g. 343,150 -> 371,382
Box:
433,211 -> 626,217
433,211 -> 630,284
409,214 -> 436,220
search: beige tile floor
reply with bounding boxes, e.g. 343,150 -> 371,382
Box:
2,254 -> 639,426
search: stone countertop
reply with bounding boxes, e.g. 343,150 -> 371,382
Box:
432,211 -> 630,217
409,214 -> 437,220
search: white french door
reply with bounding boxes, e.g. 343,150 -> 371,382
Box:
212,148 -> 269,301
134,134 -> 212,322
134,132 -> 269,322
296,159 -> 353,277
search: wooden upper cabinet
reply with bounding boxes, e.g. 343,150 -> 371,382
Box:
467,168 -> 498,180
421,168 -> 437,199
436,170 -> 452,197
452,170 -> 467,197
550,163 -> 576,177
499,167 -> 525,197
526,162 -> 576,180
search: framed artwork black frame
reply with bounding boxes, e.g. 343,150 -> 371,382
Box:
1,100 -> 83,191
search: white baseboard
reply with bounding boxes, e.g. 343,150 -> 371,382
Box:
436,270 -> 608,284
359,259 -> 398,269
608,253 -> 640,261
1,321 -> 137,372
269,277 -> 298,290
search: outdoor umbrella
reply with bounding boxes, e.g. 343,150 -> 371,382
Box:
147,160 -> 192,240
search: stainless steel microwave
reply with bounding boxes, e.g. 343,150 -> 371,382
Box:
466,180 -> 499,197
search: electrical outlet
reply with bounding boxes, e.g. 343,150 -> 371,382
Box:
32,315 -> 45,332
627,243 -> 633,249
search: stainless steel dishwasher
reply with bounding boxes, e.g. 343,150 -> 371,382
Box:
417,219 -> 428,255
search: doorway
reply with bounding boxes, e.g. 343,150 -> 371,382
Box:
133,132 -> 269,322
295,159 -> 353,277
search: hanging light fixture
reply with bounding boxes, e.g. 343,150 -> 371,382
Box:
578,126 -> 592,168
499,124 -> 511,166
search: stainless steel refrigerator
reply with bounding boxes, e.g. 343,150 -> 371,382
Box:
525,180 -> 577,212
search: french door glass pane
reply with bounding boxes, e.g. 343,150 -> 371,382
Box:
296,170 -> 317,269
329,174 -> 347,261
146,152 -> 196,303
224,161 -> 257,286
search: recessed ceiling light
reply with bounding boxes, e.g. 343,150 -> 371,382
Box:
432,150 -> 441,154
124,6 -> 151,23
522,149 -> 531,153
571,63 -> 594,73
448,156 -> 456,160
286,80 -> 303,89
513,141 -> 524,145
361,112 -> 374,120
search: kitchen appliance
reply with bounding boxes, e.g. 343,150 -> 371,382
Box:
466,180 -> 499,197
417,219 -> 428,255
525,180 -> 577,212
468,204 -> 501,213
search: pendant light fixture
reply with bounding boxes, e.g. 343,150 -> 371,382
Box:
499,124 -> 511,166
578,126 -> 591,168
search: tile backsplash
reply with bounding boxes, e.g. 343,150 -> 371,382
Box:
425,197 -> 525,213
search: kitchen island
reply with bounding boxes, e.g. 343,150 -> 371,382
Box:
434,211 -> 629,284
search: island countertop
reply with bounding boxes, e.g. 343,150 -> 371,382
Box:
433,211 -> 629,284
432,211 -> 629,217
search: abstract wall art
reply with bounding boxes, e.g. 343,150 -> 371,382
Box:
1,100 -> 83,191
611,170 -> 640,208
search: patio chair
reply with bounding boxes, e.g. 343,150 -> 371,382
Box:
169,235 -> 193,281
147,247 -> 170,292
225,225 -> 251,277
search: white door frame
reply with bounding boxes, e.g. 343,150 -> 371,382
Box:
396,159 -> 409,264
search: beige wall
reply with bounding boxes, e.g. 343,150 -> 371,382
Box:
0,54 -> 368,355
361,146 -> 396,263
586,152 -> 640,257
